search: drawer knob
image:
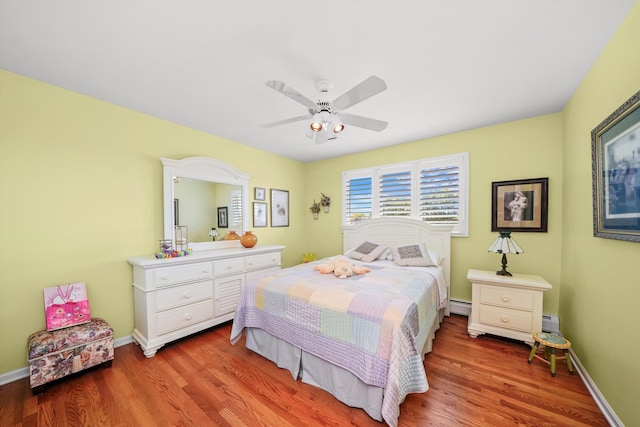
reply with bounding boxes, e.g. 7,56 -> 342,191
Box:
161,275 -> 168,281
185,314 -> 192,321
202,269 -> 209,274
502,296 -> 511,302
501,316 -> 509,323
184,293 -> 191,299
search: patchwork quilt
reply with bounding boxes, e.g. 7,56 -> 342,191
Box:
230,259 -> 441,427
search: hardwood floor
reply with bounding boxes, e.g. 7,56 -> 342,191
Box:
0,315 -> 608,426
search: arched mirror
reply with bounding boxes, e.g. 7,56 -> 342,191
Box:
162,157 -> 250,251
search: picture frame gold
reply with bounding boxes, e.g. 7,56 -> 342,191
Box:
591,90 -> 640,242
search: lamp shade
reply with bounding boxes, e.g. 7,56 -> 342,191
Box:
488,232 -> 523,254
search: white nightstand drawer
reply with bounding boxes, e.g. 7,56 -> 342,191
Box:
153,263 -> 213,288
157,299 -> 213,335
245,252 -> 281,271
480,284 -> 534,310
214,258 -> 245,276
479,305 -> 533,332
156,281 -> 213,312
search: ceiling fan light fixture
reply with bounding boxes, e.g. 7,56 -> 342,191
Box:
331,116 -> 344,133
310,121 -> 323,132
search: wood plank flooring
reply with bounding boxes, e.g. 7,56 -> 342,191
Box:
0,315 -> 608,426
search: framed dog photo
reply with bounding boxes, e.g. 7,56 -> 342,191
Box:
491,178 -> 549,232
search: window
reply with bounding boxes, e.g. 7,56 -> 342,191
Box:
230,190 -> 243,230
342,152 -> 468,236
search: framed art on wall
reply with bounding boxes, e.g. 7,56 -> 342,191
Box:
218,206 -> 228,228
254,187 -> 266,201
253,202 -> 267,227
270,189 -> 289,227
591,90 -> 640,242
491,178 -> 548,232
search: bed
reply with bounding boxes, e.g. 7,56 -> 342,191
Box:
230,218 -> 453,427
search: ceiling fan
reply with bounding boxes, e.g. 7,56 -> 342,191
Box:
262,75 -> 388,144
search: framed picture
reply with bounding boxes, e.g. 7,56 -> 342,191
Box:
253,202 -> 267,227
270,189 -> 289,227
173,198 -> 179,226
254,187 -> 266,201
217,206 -> 228,228
591,90 -> 640,242
491,178 -> 548,232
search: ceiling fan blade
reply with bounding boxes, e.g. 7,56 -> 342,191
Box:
332,75 -> 387,111
266,80 -> 318,110
340,113 -> 388,132
262,115 -> 311,128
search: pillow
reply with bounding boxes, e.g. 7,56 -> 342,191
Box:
346,241 -> 388,263
382,247 -> 442,265
390,243 -> 438,267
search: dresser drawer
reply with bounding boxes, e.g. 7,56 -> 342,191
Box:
480,284 -> 534,311
156,281 -> 213,312
153,263 -> 213,288
245,252 -> 281,271
479,305 -> 533,332
156,299 -> 213,335
214,258 -> 245,276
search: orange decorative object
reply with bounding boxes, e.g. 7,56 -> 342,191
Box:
240,231 -> 257,248
224,230 -> 241,240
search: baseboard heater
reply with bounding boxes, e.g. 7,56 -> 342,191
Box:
450,300 -> 560,334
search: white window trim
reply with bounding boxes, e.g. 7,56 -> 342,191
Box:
341,152 -> 469,236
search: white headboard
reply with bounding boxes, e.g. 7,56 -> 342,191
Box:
343,217 -> 454,312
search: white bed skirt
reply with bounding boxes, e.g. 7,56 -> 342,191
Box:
244,309 -> 445,422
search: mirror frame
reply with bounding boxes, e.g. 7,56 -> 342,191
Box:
161,157 -> 250,251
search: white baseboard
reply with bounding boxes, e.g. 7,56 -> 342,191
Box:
569,349 -> 623,426
450,299 -> 621,425
0,335 -> 133,387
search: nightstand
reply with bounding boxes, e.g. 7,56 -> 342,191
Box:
467,269 -> 552,345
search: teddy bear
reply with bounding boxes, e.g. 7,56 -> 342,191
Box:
314,256 -> 370,279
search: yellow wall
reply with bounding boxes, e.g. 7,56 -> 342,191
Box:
560,1 -> 640,424
305,115 -> 564,309
0,70 -> 307,373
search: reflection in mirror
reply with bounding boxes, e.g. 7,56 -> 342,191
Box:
162,157 -> 250,251
173,179 -> 243,242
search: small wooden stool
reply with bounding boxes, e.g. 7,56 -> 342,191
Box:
527,332 -> 573,377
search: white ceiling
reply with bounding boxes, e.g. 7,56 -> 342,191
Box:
0,1 -> 635,162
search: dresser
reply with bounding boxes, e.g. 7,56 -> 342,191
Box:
128,245 -> 284,357
467,269 -> 551,345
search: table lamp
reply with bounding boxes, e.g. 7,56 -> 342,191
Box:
488,232 -> 523,276
208,228 -> 219,241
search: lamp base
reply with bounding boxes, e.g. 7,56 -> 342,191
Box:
496,268 -> 512,276
496,253 -> 512,276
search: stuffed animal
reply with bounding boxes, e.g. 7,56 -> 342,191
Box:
314,256 -> 370,279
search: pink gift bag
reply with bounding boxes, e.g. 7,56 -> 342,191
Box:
43,282 -> 91,331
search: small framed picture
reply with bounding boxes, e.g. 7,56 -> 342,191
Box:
254,187 -> 266,201
253,202 -> 267,227
217,206 -> 228,228
270,189 -> 289,227
491,178 -> 549,232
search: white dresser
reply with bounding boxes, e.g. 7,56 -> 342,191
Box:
128,244 -> 284,357
467,269 -> 551,345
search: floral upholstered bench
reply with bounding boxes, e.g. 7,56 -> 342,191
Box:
27,318 -> 114,394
